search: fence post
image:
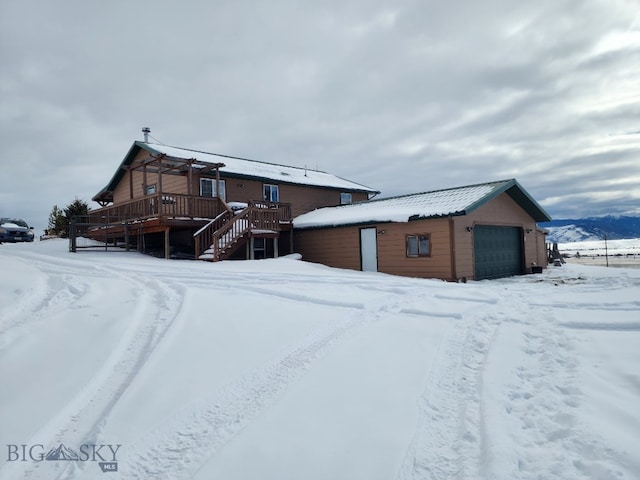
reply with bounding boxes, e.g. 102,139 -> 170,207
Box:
69,218 -> 77,252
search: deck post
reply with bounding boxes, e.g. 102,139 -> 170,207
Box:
143,164 -> 147,195
249,237 -> 255,260
124,223 -> 130,252
164,228 -> 170,259
273,237 -> 279,258
158,157 -> 163,195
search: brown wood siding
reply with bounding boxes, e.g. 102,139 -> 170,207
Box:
112,150 -> 191,204
376,219 -> 453,280
294,226 -> 361,271
113,169 -> 189,203
535,230 -> 548,268
295,218 -> 454,280
196,174 -> 369,216
452,192 -> 541,280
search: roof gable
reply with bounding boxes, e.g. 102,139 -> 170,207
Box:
294,179 -> 551,229
93,141 -> 378,202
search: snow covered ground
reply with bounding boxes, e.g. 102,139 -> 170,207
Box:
1,239 -> 639,480
558,238 -> 640,269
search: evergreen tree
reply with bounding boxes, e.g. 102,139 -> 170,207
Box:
47,205 -> 65,236
48,198 -> 89,238
63,198 -> 89,238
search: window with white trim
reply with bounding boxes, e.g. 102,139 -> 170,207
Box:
340,192 -> 352,205
263,184 -> 279,202
200,178 -> 226,201
406,234 -> 431,257
146,184 -> 156,195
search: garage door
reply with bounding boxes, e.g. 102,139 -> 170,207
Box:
473,226 -> 524,280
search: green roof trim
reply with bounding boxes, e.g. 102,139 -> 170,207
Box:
462,179 -> 551,222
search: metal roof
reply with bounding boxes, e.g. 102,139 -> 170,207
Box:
294,179 -> 552,228
93,142 -> 379,203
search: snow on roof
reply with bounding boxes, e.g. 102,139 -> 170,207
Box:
294,180 -> 510,228
142,143 -> 378,193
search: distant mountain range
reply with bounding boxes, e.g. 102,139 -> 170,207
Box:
539,215 -> 640,243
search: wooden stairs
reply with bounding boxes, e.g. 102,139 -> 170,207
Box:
194,201 -> 289,261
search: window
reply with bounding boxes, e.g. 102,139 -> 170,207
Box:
406,234 -> 430,257
146,184 -> 156,195
340,192 -> 352,205
263,184 -> 279,202
200,178 -> 226,201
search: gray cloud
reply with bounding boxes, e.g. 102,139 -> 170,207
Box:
1,0 -> 639,233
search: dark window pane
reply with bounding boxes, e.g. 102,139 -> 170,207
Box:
419,236 -> 430,255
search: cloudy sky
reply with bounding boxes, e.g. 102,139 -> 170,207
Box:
1,0 -> 639,232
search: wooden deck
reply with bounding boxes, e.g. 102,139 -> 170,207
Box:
69,194 -> 293,259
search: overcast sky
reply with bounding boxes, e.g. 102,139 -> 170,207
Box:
1,0 -> 639,233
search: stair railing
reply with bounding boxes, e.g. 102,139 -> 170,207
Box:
207,206 -> 253,260
193,210 -> 233,260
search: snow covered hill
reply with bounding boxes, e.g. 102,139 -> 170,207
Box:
1,240 -> 639,480
544,224 -> 593,243
541,215 -> 640,242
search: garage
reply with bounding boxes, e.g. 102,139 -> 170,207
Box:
294,179 -> 551,281
473,225 -> 524,280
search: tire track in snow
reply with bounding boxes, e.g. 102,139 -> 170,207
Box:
121,296 -> 400,480
0,259 -> 92,351
4,268 -> 186,480
395,293 -> 503,480
529,300 -> 640,311
497,305 -> 584,479
476,273 -> 638,480
493,299 -> 627,479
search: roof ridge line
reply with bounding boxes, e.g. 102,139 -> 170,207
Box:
354,179 -> 514,205
140,141 -> 329,174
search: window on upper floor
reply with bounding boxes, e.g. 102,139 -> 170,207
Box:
406,234 -> 431,257
200,178 -> 226,201
263,184 -> 279,202
340,192 -> 352,205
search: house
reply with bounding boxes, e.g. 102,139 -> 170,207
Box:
293,179 -> 552,281
73,140 -> 378,259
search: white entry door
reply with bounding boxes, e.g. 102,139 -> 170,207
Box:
360,228 -> 378,272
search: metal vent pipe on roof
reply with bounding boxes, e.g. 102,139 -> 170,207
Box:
142,127 -> 150,143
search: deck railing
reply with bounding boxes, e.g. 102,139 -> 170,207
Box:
194,201 -> 293,260
74,195 -> 292,257
86,193 -> 228,225
248,201 -> 292,229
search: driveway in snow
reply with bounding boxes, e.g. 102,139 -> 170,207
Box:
1,240 -> 639,480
